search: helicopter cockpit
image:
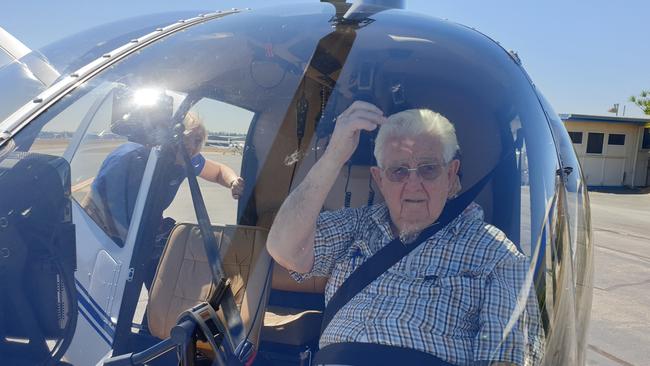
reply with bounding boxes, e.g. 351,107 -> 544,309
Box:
0,2 -> 592,365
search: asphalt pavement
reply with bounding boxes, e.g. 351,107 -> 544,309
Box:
585,189 -> 650,366
165,151 -> 242,224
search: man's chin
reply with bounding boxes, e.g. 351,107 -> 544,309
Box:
399,208 -> 431,223
397,219 -> 430,235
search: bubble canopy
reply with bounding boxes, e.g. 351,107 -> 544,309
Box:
2,2 -> 591,365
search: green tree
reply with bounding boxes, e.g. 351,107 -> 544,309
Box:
629,90 -> 650,115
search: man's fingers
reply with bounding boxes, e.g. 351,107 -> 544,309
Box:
324,100 -> 386,164
340,110 -> 387,132
352,117 -> 382,132
346,109 -> 386,122
347,100 -> 384,115
340,101 -> 385,119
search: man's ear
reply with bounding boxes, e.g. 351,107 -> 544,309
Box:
370,166 -> 383,189
447,159 -> 460,179
446,159 -> 461,197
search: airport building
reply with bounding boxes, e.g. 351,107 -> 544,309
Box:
562,114 -> 650,187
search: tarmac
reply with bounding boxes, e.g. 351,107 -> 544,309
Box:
585,188 -> 650,366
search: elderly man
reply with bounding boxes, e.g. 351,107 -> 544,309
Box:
267,101 -> 544,365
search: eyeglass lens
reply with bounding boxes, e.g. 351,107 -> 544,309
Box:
386,164 -> 441,182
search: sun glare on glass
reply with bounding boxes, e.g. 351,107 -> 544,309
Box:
132,88 -> 162,107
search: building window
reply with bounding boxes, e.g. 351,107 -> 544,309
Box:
643,128 -> 650,149
568,131 -> 583,144
607,134 -> 625,145
586,132 -> 604,154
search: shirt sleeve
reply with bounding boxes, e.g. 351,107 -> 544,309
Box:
474,254 -> 545,366
191,153 -> 206,176
290,207 -> 362,282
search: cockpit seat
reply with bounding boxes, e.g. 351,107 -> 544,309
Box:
262,307 -> 323,346
146,223 -> 273,356
261,265 -> 327,346
256,164 -> 381,349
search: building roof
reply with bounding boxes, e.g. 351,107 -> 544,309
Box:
560,113 -> 650,126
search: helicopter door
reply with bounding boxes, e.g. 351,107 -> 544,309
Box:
63,86 -> 162,363
9,83 -> 161,363
1,84 -> 140,362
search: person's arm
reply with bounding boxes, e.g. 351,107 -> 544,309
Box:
197,158 -> 245,198
267,101 -> 387,274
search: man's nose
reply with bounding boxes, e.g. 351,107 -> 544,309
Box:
403,169 -> 424,187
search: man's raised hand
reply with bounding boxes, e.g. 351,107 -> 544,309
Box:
324,101 -> 387,165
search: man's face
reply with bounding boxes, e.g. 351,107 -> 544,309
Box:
370,135 -> 460,236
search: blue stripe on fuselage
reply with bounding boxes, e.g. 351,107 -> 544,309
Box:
75,279 -> 115,326
75,281 -> 116,338
78,304 -> 113,346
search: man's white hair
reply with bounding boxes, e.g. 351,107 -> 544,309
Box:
374,108 -> 459,167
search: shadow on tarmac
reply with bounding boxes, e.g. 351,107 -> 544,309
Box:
588,186 -> 650,195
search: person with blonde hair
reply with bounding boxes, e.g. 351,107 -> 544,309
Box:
84,111 -> 244,289
178,112 -> 244,198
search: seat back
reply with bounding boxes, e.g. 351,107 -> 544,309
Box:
147,223 -> 272,349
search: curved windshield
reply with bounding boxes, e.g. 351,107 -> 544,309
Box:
0,3 -> 587,366
38,11 -> 206,77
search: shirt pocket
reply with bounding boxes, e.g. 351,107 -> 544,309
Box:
348,239 -> 374,269
438,273 -> 481,313
332,239 -> 372,278
434,272 -> 482,337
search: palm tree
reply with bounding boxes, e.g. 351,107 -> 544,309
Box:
629,90 -> 650,115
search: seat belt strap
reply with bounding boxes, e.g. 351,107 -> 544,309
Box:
314,342 -> 454,366
320,166 -> 495,335
178,138 -> 248,361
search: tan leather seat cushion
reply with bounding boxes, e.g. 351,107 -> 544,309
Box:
147,223 -> 272,348
257,211 -> 329,295
262,306 -> 323,346
271,264 -> 328,294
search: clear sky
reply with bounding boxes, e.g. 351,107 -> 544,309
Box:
2,0 -> 649,118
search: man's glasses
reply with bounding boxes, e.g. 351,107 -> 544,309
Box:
383,163 -> 444,183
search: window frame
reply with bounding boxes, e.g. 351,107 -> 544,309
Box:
586,132 -> 604,154
66,85 -> 152,248
607,133 -> 625,146
568,131 -> 583,144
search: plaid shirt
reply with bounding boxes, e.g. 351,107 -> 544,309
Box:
293,202 -> 544,366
